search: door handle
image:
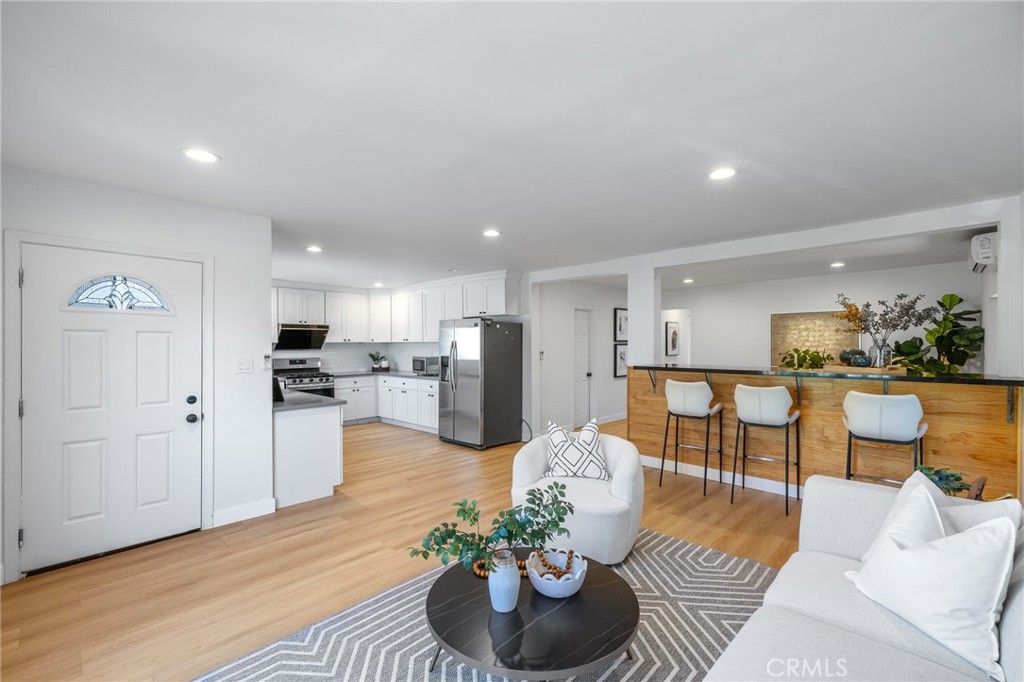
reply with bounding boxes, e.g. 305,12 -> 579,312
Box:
186,395 -> 198,404
451,341 -> 458,391
186,414 -> 198,424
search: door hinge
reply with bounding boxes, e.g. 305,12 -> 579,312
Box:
18,398 -> 24,418
18,268 -> 24,288
18,528 -> 24,548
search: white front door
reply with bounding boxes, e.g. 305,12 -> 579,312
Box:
20,244 -> 203,571
572,309 -> 591,428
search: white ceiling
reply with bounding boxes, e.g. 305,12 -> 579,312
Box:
3,3 -> 1022,289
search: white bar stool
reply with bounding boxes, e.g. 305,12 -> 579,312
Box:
843,391 -> 928,484
731,385 -> 801,515
660,380 -> 723,495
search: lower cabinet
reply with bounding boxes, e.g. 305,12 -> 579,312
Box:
378,386 -> 394,419
418,390 -> 438,429
393,388 -> 416,423
375,375 -> 438,433
335,386 -> 377,421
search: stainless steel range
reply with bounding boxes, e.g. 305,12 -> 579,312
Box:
273,357 -> 334,398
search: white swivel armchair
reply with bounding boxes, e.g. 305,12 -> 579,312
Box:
511,434 -> 644,565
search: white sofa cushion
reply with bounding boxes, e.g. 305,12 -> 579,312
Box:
764,551 -> 989,680
849,489 -> 1017,682
705,606 -> 981,682
543,420 -> 610,480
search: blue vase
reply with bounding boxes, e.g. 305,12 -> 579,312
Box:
851,355 -> 873,368
488,550 -> 520,613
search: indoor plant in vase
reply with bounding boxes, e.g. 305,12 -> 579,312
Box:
835,293 -> 938,368
409,482 -> 574,612
368,350 -> 388,372
894,294 -> 984,376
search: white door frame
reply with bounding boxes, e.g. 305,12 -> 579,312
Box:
572,306 -> 597,428
3,230 -> 216,583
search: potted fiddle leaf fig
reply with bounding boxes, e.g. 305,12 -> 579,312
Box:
896,294 -> 984,376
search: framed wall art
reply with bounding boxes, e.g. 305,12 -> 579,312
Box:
614,344 -> 628,378
613,307 -> 628,343
665,321 -> 680,356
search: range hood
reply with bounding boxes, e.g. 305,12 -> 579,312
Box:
275,324 -> 329,350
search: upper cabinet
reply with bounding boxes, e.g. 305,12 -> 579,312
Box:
462,274 -> 521,317
278,287 -> 325,324
368,294 -> 391,343
442,284 -> 463,321
391,290 -> 424,343
423,287 -> 443,343
325,292 -> 369,343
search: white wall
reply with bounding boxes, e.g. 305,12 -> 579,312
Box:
537,280 -> 627,428
274,342 -> 436,374
661,261 -> 983,367
2,168 -> 275,560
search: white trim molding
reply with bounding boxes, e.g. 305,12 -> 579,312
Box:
212,498 -> 277,528
638,454 -> 804,499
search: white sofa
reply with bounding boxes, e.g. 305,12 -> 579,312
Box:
511,434 -> 644,565
707,475 -> 1023,682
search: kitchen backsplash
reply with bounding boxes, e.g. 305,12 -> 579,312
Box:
273,342 -> 437,374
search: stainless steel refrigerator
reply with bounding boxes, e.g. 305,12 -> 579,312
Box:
439,319 -> 523,449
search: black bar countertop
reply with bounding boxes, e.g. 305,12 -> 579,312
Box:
632,363 -> 1024,387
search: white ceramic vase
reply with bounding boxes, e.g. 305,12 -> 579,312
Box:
488,549 -> 520,613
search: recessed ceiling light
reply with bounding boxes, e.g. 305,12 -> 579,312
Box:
830,262 -> 845,268
182,148 -> 221,163
683,278 -> 694,284
448,268 -> 459,273
483,228 -> 502,238
709,167 -> 736,180
306,245 -> 323,253
373,282 -> 384,288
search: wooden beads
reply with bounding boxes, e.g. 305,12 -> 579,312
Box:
537,550 -> 574,579
472,559 -> 528,579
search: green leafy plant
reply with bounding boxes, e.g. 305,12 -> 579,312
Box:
409,485 -> 573,571
916,465 -> 971,496
409,482 -> 575,571
895,294 -> 984,376
779,348 -> 834,370
368,351 -> 386,364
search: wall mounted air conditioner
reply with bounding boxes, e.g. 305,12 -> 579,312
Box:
970,233 -> 997,273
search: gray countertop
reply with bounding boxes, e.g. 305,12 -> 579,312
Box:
273,389 -> 348,413
332,370 -> 439,379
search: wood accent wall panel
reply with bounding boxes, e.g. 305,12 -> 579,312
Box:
627,369 -> 1021,499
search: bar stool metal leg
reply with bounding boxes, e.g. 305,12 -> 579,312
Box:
718,410 -> 724,483
795,418 -> 801,501
659,413 -> 670,487
741,424 -> 748,490
784,422 -> 791,516
674,416 -> 680,475
845,431 -> 853,480
703,416 -> 711,496
731,420 -> 741,503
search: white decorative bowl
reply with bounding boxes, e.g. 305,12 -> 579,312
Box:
526,548 -> 588,599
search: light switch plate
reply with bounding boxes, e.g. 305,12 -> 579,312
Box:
263,354 -> 272,370
234,356 -> 254,374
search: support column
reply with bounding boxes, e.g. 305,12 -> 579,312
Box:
997,196 -> 1022,377
626,265 -> 661,366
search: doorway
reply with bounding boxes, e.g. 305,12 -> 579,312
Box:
572,309 -> 592,428
17,243 -> 205,572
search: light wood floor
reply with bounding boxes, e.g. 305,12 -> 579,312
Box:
1,420 -> 799,681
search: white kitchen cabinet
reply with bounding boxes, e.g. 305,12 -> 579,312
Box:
368,294 -> 391,343
325,292 -> 369,343
462,274 -> 521,317
391,291 -> 424,342
393,387 -> 416,423
271,286 -> 279,344
278,287 -> 326,324
335,385 -> 377,420
417,389 -> 438,429
377,386 -> 394,419
423,287 -> 443,342
442,284 -> 463,320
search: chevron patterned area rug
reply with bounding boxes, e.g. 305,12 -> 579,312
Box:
196,529 -> 776,682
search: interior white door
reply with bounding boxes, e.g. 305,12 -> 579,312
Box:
20,244 -> 203,572
572,309 -> 591,428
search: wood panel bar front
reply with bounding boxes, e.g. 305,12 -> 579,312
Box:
627,368 -> 1022,499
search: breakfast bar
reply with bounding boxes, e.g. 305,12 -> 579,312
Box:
628,365 -> 1024,499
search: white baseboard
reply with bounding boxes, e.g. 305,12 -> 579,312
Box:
597,412 -> 627,425
379,418 -> 438,435
639,454 -> 803,498
213,497 -> 277,527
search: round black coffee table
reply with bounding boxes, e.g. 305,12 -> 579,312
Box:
424,551 -> 639,680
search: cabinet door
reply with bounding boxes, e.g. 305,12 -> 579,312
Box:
324,292 -> 345,342
343,293 -> 369,342
336,387 -> 356,419
407,290 -> 424,342
303,290 -> 326,324
359,387 -> 378,419
391,293 -> 410,342
394,389 -> 415,422
368,295 -> 391,343
423,287 -> 442,343
378,387 -> 394,419
463,282 -> 486,317
278,287 -> 304,324
482,278 -> 506,315
271,287 -> 279,344
442,284 -> 463,320
417,391 -> 438,428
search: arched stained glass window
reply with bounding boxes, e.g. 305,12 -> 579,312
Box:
68,275 -> 170,311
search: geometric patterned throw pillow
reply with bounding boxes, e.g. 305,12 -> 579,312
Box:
543,420 -> 610,480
